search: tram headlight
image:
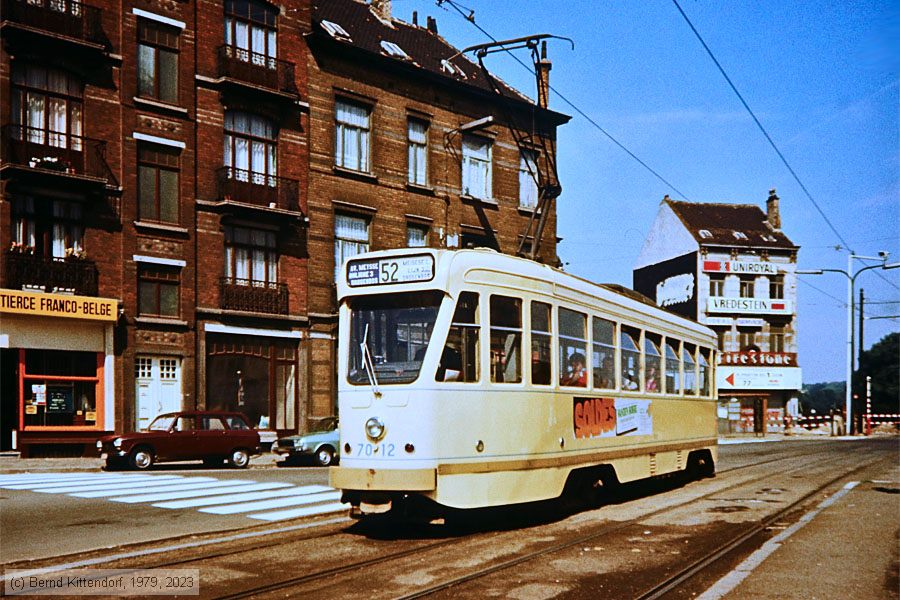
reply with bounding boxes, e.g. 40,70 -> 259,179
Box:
365,417 -> 386,441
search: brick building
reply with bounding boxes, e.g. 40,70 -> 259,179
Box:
633,192 -> 802,434
0,0 -> 568,455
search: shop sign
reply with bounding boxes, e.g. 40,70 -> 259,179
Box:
0,289 -> 117,322
718,351 -> 797,366
703,260 -> 779,274
47,386 -> 74,413
347,254 -> 435,287
707,297 -> 791,314
717,367 -> 802,390
735,318 -> 766,327
705,317 -> 733,326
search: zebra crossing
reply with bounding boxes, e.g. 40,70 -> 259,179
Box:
0,472 -> 348,522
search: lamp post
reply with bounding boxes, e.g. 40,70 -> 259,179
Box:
798,255 -> 899,434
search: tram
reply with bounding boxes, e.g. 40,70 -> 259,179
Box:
330,248 -> 717,517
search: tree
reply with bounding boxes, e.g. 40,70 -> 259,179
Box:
853,332 -> 899,415
800,381 -> 844,415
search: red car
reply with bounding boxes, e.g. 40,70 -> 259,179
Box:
97,411 -> 261,470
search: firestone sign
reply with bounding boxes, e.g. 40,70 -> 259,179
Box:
707,297 -> 792,315
703,260 -> 780,274
718,351 -> 797,366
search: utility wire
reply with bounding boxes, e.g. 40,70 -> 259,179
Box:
436,0 -> 691,200
671,0 -> 900,293
798,278 -> 846,308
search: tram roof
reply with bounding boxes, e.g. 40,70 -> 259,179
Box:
338,248 -> 715,340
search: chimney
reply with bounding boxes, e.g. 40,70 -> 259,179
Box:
412,11 -> 417,26
426,15 -> 438,34
766,188 -> 781,230
371,0 -> 391,20
537,41 -> 552,109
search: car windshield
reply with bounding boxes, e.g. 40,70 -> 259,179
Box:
348,291 -> 442,385
148,415 -> 175,431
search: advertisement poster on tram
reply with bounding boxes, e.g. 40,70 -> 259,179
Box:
573,397 -> 653,439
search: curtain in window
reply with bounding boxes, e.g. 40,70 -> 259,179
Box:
462,136 -> 491,199
251,27 -> 266,65
26,93 -> 45,144
335,102 -> 370,171
519,151 -> 538,209
406,226 -> 427,247
334,214 -> 369,278
408,120 -> 427,185
48,97 -> 67,148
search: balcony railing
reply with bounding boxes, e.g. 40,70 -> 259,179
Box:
5,251 -> 99,296
1,0 -> 108,47
220,277 -> 289,315
216,167 -> 300,212
2,125 -> 115,184
217,45 -> 299,96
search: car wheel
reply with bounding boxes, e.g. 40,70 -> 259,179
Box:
129,447 -> 154,470
228,448 -> 250,469
315,446 -> 335,467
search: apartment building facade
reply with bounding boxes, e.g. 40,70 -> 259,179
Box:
0,0 -> 567,455
633,191 -> 802,434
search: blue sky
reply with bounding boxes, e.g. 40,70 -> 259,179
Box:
395,0 -> 898,383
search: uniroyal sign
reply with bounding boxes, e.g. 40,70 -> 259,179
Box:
707,297 -> 791,314
703,260 -> 779,274
718,351 -> 797,367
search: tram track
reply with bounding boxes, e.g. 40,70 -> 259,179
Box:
209,443 -> 871,599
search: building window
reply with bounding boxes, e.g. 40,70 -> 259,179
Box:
738,329 -> 758,351
406,223 -> 428,247
715,328 -> 728,351
138,19 -> 179,104
407,118 -> 428,186
138,144 -> 179,223
709,276 -> 725,297
519,150 -> 538,209
334,213 -> 369,279
11,64 -> 83,150
462,135 -> 492,200
770,275 -> 784,299
224,0 -> 278,68
335,99 -> 371,172
225,225 -> 278,285
224,111 -> 277,186
138,265 -> 180,317
739,278 -> 755,298
769,326 -> 785,353
12,197 -> 84,258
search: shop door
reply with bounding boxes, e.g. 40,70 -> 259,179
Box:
136,357 -> 182,431
1,349 -> 18,451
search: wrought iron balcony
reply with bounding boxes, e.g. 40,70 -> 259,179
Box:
216,167 -> 300,212
2,125 -> 115,185
217,45 -> 299,97
5,251 -> 99,297
220,277 -> 289,315
1,0 -> 108,48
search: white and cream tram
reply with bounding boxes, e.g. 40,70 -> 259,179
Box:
330,248 -> 717,516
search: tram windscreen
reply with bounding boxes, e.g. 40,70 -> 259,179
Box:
348,291 -> 442,385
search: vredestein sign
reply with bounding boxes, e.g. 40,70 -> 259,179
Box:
707,297 -> 792,314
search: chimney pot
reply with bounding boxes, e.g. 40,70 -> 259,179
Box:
371,0 -> 391,20
426,15 -> 438,33
537,41 -> 552,109
766,188 -> 782,230
412,10 -> 417,26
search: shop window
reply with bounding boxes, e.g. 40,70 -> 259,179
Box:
490,295 -> 522,384
531,302 -> 552,385
559,307 -> 587,387
592,317 -> 615,389
22,350 -> 99,428
335,99 -> 371,172
138,144 -> 180,223
407,118 -> 428,186
138,19 -> 179,104
138,265 -> 180,317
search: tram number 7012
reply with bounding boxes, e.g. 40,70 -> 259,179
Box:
356,443 -> 396,457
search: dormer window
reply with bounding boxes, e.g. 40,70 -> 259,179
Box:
732,231 -> 748,240
321,19 -> 351,42
380,40 -> 410,60
441,59 -> 467,78
698,229 -> 712,239
761,233 -> 777,242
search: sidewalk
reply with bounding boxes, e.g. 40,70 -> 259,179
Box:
0,451 -> 282,473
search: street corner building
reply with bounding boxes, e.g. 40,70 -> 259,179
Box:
632,191 -> 802,435
0,0 -> 569,456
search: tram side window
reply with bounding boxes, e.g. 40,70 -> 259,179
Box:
559,307 -> 588,387
592,317 -> 616,390
531,301 -> 552,385
438,291 -> 480,382
644,333 -> 662,393
683,343 -> 697,396
698,348 -> 712,396
665,339 -> 681,394
490,295 -> 522,383
620,326 -> 641,390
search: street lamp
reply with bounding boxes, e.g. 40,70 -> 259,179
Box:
798,253 -> 899,434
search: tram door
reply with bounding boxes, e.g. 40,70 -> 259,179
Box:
135,357 -> 182,431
